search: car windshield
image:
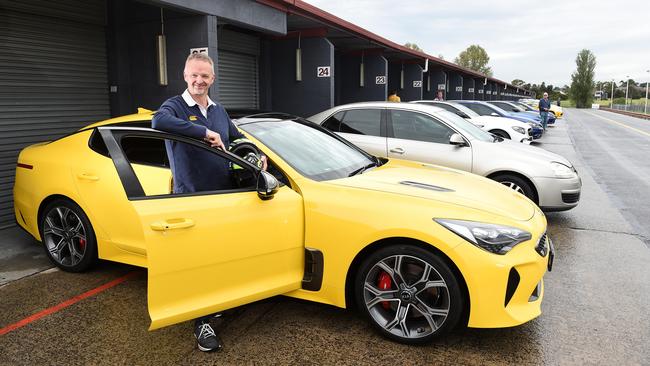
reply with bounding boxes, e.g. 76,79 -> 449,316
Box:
514,102 -> 535,111
239,120 -> 376,181
485,103 -> 510,115
449,103 -> 480,118
434,110 -> 495,142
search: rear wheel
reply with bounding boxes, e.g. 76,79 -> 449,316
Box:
40,199 -> 98,272
354,245 -> 463,344
492,173 -> 537,203
489,129 -> 510,139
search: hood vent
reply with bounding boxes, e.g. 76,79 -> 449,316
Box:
399,181 -> 454,192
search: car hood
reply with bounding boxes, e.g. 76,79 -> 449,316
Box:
469,116 -> 528,128
330,159 -> 536,221
483,139 -> 573,167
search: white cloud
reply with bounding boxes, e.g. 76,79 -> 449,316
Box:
303,0 -> 650,85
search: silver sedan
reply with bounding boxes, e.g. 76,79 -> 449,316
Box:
309,102 -> 581,211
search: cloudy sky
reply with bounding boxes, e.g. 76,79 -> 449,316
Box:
303,0 -> 650,87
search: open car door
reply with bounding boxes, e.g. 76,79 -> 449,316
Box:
99,127 -> 305,329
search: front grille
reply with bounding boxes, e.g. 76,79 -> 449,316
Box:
562,192 -> 580,203
535,233 -> 548,257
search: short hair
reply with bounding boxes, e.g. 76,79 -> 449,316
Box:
185,52 -> 214,73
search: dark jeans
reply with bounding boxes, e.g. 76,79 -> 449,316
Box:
540,111 -> 549,130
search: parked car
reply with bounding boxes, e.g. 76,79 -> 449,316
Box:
488,101 -> 555,125
14,109 -> 553,345
310,102 -> 581,211
519,98 -> 564,118
510,101 -> 556,125
451,100 -> 544,139
412,100 -> 532,143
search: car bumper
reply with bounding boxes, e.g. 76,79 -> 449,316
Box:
534,175 -> 582,211
455,211 -> 550,328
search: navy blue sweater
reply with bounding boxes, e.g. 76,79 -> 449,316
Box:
152,95 -> 244,193
539,98 -> 551,113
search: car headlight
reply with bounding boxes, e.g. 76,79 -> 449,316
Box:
512,126 -> 526,134
435,219 -> 532,255
551,162 -> 576,178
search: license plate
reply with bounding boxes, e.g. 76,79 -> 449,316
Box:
547,237 -> 555,272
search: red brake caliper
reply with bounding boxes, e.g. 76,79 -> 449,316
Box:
377,272 -> 392,310
78,238 -> 86,251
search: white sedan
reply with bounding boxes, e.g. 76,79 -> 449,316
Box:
309,102 -> 581,211
412,100 -> 532,144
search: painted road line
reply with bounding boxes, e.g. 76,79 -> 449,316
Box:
0,271 -> 140,336
586,111 -> 650,138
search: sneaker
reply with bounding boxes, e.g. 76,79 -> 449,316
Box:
194,321 -> 223,352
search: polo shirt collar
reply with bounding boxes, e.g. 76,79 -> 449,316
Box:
182,89 -> 216,108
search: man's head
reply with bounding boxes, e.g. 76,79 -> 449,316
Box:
543,92 -> 548,99
184,53 -> 215,97
436,90 -> 444,98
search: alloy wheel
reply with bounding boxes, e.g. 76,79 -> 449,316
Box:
43,206 -> 88,267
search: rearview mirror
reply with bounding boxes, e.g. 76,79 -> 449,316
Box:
257,171 -> 279,200
449,133 -> 468,147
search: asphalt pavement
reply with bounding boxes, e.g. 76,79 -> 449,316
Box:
0,110 -> 649,365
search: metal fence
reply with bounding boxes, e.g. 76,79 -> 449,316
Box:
611,104 -> 649,114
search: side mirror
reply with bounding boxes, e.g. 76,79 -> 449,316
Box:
490,112 -> 500,117
449,133 -> 468,147
257,171 -> 279,200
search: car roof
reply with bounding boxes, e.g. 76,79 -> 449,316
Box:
325,101 -> 446,114
81,108 -> 154,130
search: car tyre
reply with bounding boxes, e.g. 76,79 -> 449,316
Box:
489,129 -> 510,139
354,245 -> 463,344
492,174 -> 537,203
39,199 -> 98,272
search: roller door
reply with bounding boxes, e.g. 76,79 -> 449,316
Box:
217,30 -> 260,110
0,0 -> 109,228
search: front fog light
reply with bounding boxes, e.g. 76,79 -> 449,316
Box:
435,219 -> 532,255
551,162 -> 575,178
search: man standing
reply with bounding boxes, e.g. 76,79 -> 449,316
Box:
152,52 -> 265,352
434,90 -> 444,101
539,92 -> 551,130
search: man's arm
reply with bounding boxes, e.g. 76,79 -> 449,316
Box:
152,103 -> 206,139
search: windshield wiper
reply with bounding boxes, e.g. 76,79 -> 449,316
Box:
349,162 -> 377,177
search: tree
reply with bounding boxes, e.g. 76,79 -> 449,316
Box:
437,53 -> 445,60
511,79 -> 526,87
454,45 -> 493,76
569,49 -> 596,108
404,42 -> 423,52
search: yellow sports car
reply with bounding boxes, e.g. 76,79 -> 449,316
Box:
520,99 -> 564,118
13,110 -> 553,344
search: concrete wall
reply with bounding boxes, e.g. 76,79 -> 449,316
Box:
108,0 -> 216,115
337,54 -> 388,104
423,68 -> 446,100
388,63 -> 423,101
156,0 -> 286,34
269,37 -> 334,116
463,77 -> 475,100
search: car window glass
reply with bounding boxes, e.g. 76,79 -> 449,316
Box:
468,103 -> 497,115
339,109 -> 381,136
390,110 -> 454,144
119,136 -> 257,197
322,111 -> 345,132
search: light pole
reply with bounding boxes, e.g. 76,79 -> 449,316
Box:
643,70 -> 650,114
625,76 -> 630,110
611,79 -> 615,108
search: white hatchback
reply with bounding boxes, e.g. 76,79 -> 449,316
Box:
309,102 -> 581,211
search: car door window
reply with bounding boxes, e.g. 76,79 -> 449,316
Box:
321,111 -> 345,132
117,135 -> 259,197
390,110 -> 455,144
338,109 -> 382,136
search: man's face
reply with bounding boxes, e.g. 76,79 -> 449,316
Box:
543,94 -> 548,99
184,59 -> 215,97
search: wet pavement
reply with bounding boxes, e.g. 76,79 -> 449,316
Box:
1,110 -> 649,365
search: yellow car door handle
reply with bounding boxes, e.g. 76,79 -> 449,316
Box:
150,218 -> 195,231
77,173 -> 99,181
390,147 -> 405,154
